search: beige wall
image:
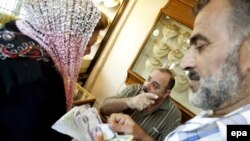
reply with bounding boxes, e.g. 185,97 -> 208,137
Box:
85,0 -> 168,108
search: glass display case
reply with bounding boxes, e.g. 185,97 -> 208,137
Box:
125,0 -> 202,122
132,15 -> 191,81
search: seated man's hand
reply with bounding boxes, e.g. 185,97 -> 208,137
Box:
94,113 -> 154,141
108,113 -> 153,141
94,113 -> 137,141
129,92 -> 158,111
108,113 -> 138,135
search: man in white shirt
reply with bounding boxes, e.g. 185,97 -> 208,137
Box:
95,0 -> 250,140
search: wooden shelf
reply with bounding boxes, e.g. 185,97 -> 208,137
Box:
73,83 -> 96,106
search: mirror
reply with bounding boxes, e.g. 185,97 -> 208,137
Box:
79,0 -> 129,83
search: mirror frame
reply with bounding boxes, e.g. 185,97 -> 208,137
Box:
80,0 -> 129,83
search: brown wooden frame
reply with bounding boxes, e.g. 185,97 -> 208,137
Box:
79,0 -> 130,84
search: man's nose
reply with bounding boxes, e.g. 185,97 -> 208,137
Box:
145,82 -> 152,91
180,48 -> 196,71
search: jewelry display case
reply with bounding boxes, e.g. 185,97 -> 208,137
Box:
125,0 -> 202,122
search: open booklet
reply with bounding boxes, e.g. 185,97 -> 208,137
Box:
52,104 -> 133,141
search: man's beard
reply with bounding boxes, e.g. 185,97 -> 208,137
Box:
189,47 -> 242,111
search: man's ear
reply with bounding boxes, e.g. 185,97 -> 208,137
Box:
239,36 -> 250,75
163,90 -> 171,98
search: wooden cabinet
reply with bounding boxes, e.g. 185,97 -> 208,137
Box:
73,83 -> 96,106
125,0 -> 202,123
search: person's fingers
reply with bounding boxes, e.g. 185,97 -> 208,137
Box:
142,97 -> 155,106
144,99 -> 152,105
145,93 -> 158,99
107,114 -> 117,125
137,107 -> 143,111
110,122 -> 124,132
94,132 -> 104,141
108,113 -> 125,125
148,99 -> 156,105
108,113 -> 130,132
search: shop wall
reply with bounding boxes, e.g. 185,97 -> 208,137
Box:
85,0 -> 168,108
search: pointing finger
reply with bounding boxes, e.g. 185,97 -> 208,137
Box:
145,93 -> 158,99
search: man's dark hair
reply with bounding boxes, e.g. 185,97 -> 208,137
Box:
192,0 -> 210,16
156,68 -> 175,91
227,0 -> 250,38
193,0 -> 250,39
94,12 -> 109,31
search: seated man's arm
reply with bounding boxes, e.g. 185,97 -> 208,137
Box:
100,96 -> 134,116
100,84 -> 158,116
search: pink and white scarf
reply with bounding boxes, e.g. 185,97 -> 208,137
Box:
16,0 -> 100,110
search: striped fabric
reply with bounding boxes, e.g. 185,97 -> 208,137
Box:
164,104 -> 250,141
117,84 -> 182,141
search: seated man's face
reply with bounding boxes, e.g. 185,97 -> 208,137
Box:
180,0 -> 243,110
84,30 -> 100,56
142,70 -> 171,99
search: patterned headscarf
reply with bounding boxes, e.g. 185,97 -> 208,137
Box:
16,0 -> 100,110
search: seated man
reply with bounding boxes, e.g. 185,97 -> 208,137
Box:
100,68 -> 181,141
